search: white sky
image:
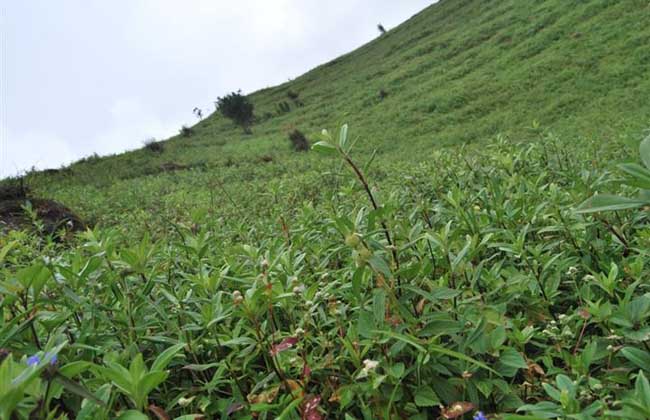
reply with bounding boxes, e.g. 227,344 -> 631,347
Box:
1,1 -> 434,178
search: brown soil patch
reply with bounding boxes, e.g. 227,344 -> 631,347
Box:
0,198 -> 86,235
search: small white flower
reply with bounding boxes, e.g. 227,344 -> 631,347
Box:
293,284 -> 305,294
363,359 -> 379,370
357,359 -> 379,378
178,396 -> 195,407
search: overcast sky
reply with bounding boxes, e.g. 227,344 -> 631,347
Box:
1,1 -> 434,178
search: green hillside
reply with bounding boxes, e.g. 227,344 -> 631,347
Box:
2,0 -> 650,419
29,0 -> 650,229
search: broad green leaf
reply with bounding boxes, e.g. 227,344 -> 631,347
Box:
640,135 -> 650,170
339,123 -> 349,150
555,375 -> 574,394
116,410 -> 149,420
311,141 -> 337,154
372,288 -> 386,327
0,311 -> 35,348
76,383 -> 112,420
414,386 -> 440,407
496,348 -> 527,377
54,373 -> 106,406
542,383 -> 560,402
428,343 -> 498,374
59,361 -> 93,378
517,401 -> 562,418
368,255 -> 392,278
182,362 -> 220,372
374,330 -> 497,374
619,163 -> 650,189
151,343 -> 185,372
138,370 -> 168,396
175,416 -> 209,420
358,310 -> 376,338
129,354 -> 146,382
621,347 -> 650,373
576,194 -> 648,213
389,363 -> 405,378
0,241 -> 16,264
103,362 -> 133,393
374,330 -> 426,353
635,371 -> 650,409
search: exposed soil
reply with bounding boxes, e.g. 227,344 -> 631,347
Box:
0,198 -> 86,235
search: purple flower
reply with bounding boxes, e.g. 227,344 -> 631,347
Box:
46,353 -> 58,366
26,355 -> 41,366
473,411 -> 488,420
26,352 -> 57,367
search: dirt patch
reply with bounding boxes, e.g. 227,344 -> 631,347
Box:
0,198 -> 86,235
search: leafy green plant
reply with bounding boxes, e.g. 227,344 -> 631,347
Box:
5,0 -> 650,416
100,344 -> 185,411
578,135 -> 650,212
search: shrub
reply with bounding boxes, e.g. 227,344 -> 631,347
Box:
276,101 -> 291,115
143,138 -> 164,153
287,90 -> 304,107
180,125 -> 194,138
287,90 -> 300,101
260,111 -> 273,121
288,129 -> 310,151
0,178 -> 29,201
215,90 -> 255,133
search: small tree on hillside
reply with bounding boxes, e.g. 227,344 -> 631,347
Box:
215,90 -> 255,134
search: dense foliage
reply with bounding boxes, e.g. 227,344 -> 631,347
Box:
3,125 -> 650,419
3,0 -> 650,418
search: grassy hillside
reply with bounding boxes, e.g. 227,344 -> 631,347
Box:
2,0 -> 650,419
27,0 -> 650,230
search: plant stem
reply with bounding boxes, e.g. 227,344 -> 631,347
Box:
341,152 -> 401,287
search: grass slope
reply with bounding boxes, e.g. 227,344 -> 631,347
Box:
27,0 -> 650,229
2,0 -> 650,419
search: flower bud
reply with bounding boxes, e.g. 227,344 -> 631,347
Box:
345,233 -> 361,247
232,290 -> 244,304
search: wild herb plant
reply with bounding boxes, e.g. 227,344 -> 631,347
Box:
578,135 -> 650,213
3,124 -> 650,418
3,0 -> 650,417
